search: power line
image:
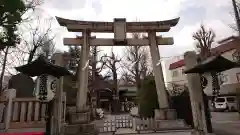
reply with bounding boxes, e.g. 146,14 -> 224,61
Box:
160,55 -> 183,59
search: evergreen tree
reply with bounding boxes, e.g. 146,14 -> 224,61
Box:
0,0 -> 27,50
138,75 -> 159,118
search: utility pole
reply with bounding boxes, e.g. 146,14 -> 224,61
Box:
232,0 -> 240,119
232,0 -> 240,35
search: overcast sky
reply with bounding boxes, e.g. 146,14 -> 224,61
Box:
39,0 -> 236,58
36,0 -> 237,80
7,0 -> 234,80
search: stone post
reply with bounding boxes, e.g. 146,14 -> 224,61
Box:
56,77 -> 64,134
67,29 -> 91,125
51,53 -> 64,135
62,31 -> 97,135
184,51 -> 208,135
76,30 -> 90,112
3,89 -> 16,130
148,31 -> 175,120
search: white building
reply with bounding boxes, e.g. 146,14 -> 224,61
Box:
167,36 -> 240,97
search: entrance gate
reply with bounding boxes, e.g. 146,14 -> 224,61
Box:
56,17 -> 180,117
55,17 -> 183,135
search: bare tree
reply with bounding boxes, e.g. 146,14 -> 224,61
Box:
88,46 -> 108,91
101,49 -> 122,96
0,47 -> 10,91
193,25 -> 218,95
0,16 -> 55,95
66,45 -> 107,91
121,33 -> 152,90
0,0 -> 44,95
193,25 -> 215,60
18,17 -> 55,63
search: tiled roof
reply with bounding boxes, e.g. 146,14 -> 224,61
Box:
169,36 -> 240,70
169,59 -> 184,70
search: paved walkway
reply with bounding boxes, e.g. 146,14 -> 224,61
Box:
100,114 -> 192,135
211,112 -> 240,135
0,132 -> 43,135
0,128 -> 44,135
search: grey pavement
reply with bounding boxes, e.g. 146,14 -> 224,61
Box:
0,128 -> 44,133
211,112 -> 240,135
2,112 -> 240,135
99,114 -> 192,135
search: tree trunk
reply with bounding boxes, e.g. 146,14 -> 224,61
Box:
0,46 -> 9,96
112,66 -> 119,113
134,46 -> 141,91
27,47 -> 37,63
113,68 -> 118,96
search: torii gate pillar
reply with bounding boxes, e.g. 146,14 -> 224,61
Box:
76,30 -> 90,112
148,31 -> 176,120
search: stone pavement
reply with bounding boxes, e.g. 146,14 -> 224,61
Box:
4,112 -> 240,135
0,128 -> 44,133
212,121 -> 240,135
211,112 -> 240,135
98,114 -> 192,135
100,130 -> 191,135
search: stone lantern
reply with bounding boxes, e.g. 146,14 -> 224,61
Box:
185,55 -> 240,133
15,55 -> 71,135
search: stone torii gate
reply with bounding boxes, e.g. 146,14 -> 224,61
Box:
56,17 -> 179,121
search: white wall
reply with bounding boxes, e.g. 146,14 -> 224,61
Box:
163,56 -> 185,90
220,49 -> 240,84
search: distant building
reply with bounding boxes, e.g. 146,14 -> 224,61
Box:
119,84 -> 137,101
167,36 -> 240,97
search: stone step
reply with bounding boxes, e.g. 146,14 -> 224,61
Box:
61,123 -> 98,135
154,119 -> 191,130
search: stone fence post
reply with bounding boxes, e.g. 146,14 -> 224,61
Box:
3,89 -> 16,130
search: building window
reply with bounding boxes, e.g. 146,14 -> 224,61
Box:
232,51 -> 240,62
227,97 -> 235,103
236,73 -> 240,82
172,70 -> 178,77
50,59 -> 55,64
218,73 -> 228,84
181,69 -> 185,74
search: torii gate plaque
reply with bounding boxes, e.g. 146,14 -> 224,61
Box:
56,17 -> 180,124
